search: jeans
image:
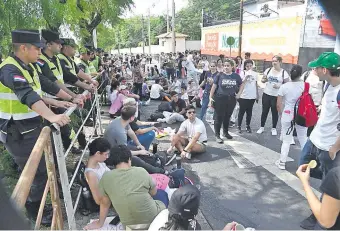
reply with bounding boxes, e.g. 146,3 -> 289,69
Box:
238,98 -> 256,127
153,189 -> 169,208
299,139 -> 340,179
133,83 -> 143,98
128,130 -> 155,150
214,95 -> 236,136
166,68 -> 175,80
261,93 -> 278,128
200,95 -> 209,120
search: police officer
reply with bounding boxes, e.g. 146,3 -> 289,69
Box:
38,30 -> 86,154
90,48 -> 103,72
0,30 -> 71,225
77,46 -> 98,75
58,38 -> 95,91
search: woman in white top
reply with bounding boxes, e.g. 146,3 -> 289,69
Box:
276,65 -> 307,170
257,55 -> 290,136
85,138 -> 111,205
236,59 -> 259,133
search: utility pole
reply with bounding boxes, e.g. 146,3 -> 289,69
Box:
166,0 -> 170,32
142,15 -> 145,55
238,0 -> 244,57
148,8 -> 151,54
172,0 -> 175,54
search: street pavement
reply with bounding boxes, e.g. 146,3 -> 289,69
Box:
96,65 -> 322,230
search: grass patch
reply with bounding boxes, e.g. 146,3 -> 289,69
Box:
0,144 -> 19,194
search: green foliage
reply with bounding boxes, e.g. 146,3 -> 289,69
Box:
0,0 -> 133,55
0,144 -> 19,193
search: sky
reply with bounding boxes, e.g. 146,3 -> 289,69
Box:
123,0 -> 189,18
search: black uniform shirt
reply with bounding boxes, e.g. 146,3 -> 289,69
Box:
77,59 -> 88,73
0,55 -> 43,142
31,63 -> 60,95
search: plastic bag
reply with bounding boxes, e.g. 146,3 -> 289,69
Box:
206,106 -> 214,123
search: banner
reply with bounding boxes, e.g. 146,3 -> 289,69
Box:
300,0 -> 336,48
201,16 -> 303,64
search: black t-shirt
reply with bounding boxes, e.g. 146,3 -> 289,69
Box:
320,167 -> 340,229
130,118 -> 139,132
171,98 -> 186,113
214,72 -> 242,96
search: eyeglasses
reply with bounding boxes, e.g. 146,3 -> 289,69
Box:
187,111 -> 196,114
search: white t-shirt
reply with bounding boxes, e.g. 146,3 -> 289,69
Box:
171,80 -> 182,94
240,70 -> 258,99
263,68 -> 290,96
150,84 -> 163,99
202,60 -> 209,71
148,209 -> 169,231
278,81 -> 304,123
181,92 -> 189,101
185,60 -> 196,72
310,84 -> 340,151
178,118 -> 208,143
141,58 -> 147,65
110,90 -> 118,103
304,71 -> 324,106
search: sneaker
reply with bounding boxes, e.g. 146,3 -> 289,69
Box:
145,98 -> 151,106
291,139 -> 296,145
271,128 -> 278,136
237,126 -> 242,133
246,126 -> 252,133
224,133 -> 233,139
216,136 -> 223,144
275,160 -> 286,170
256,127 -> 264,134
300,213 -> 317,230
165,154 -> 177,166
229,121 -> 236,128
157,118 -> 166,122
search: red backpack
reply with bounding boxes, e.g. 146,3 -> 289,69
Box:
292,82 -> 318,128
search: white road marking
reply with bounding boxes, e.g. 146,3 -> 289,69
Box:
208,124 -> 321,198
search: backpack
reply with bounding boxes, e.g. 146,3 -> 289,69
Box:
287,82 -> 318,134
266,67 -> 286,81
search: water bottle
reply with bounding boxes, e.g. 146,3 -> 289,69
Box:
176,155 -> 182,169
152,143 -> 158,154
206,106 -> 214,122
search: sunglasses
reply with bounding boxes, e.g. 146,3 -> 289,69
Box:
210,66 -> 216,67
187,111 -> 196,114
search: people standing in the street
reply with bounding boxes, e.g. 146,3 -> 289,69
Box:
257,55 -> 290,136
216,58 -> 224,73
132,60 -> 144,98
0,29 -> 71,225
200,56 -> 209,84
199,62 -> 217,121
275,65 -> 307,170
236,59 -> 259,133
235,56 -> 243,74
209,59 -> 242,143
166,54 -> 176,81
303,68 -> 324,136
298,52 -> 340,230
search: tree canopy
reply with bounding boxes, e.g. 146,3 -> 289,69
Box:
0,0 -> 133,55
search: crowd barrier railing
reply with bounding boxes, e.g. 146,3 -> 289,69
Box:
11,75 -> 106,230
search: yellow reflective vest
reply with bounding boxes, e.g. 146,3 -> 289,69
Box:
57,53 -> 77,75
39,54 -> 64,84
0,57 -> 42,120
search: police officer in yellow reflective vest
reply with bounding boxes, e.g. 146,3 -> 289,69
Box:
90,48 -> 102,72
38,30 -> 84,154
0,30 -> 71,225
77,46 -> 98,75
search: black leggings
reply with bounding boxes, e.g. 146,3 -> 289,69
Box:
238,98 -> 256,127
214,95 -> 236,136
260,93 -> 278,128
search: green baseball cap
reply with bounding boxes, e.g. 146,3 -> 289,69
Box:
308,52 -> 340,69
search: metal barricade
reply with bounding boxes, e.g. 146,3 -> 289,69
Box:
11,78 -> 106,230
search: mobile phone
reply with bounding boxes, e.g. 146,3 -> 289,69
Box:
109,216 -> 120,225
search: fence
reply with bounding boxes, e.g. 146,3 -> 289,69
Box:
11,76 -> 105,230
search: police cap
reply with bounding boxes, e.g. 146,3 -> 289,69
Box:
61,38 -> 77,48
41,29 -> 62,44
11,29 -> 43,48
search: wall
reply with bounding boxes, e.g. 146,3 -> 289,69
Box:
186,40 -> 201,51
201,16 -> 303,64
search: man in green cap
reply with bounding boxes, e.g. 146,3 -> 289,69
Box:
299,52 -> 340,230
